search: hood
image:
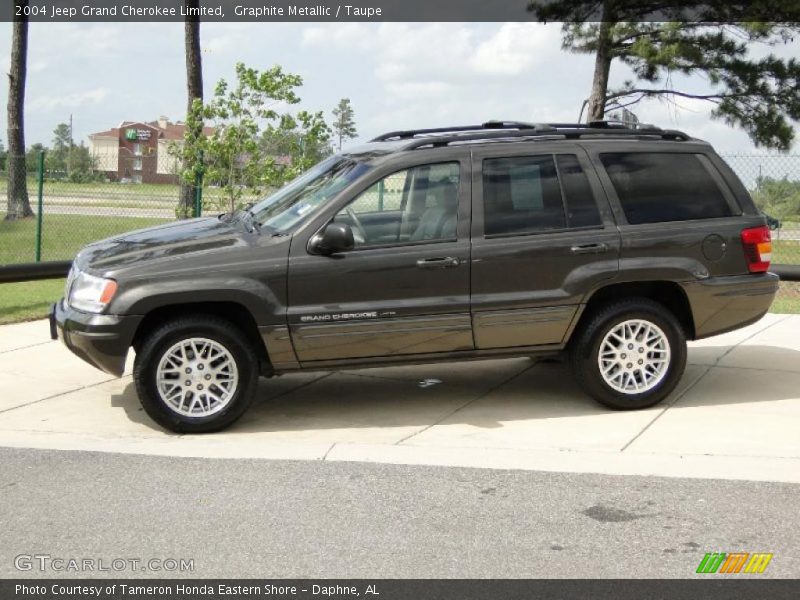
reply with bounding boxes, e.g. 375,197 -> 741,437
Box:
75,217 -> 250,273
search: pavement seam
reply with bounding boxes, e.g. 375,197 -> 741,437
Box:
393,361 -> 536,446
619,314 -> 794,453
0,340 -> 54,355
321,443 -> 336,461
0,375 -> 127,416
618,366 -> 710,453
256,372 -> 333,406
686,362 -> 800,375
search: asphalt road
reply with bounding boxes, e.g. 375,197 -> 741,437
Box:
1,447 -> 798,579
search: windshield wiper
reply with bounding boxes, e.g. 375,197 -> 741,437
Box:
234,203 -> 261,234
243,208 -> 261,233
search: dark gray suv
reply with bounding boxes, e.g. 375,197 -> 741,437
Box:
51,121 -> 779,432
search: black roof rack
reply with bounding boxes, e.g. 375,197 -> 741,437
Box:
371,120 -> 691,148
371,121 -> 554,141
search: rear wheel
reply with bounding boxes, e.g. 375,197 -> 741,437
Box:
134,316 -> 259,433
569,298 -> 687,410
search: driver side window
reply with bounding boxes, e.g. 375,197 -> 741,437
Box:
335,162 -> 460,248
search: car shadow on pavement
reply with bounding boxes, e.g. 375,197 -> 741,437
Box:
109,344 -> 800,435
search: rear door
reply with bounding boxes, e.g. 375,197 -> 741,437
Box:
470,143 -> 621,349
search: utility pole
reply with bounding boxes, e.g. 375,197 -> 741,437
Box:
67,113 -> 73,177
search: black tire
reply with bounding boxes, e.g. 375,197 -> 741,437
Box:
133,315 -> 259,433
569,298 -> 687,410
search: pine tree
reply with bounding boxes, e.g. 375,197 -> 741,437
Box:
531,2 -> 800,150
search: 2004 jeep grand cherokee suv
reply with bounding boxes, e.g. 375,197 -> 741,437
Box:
51,121 -> 779,433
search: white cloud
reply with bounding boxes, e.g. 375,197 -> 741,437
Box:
470,23 -> 560,76
0,21 -> 793,153
30,88 -> 110,112
302,23 -> 558,87
301,23 -> 373,50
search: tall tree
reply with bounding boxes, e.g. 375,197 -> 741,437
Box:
178,0 -> 204,218
48,122 -> 71,173
532,3 -> 800,150
177,62 -> 306,213
6,0 -> 33,220
331,98 -> 357,151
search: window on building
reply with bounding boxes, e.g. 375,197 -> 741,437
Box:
132,143 -> 142,156
600,152 -> 734,224
132,158 -> 143,171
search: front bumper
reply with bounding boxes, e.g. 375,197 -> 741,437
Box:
50,300 -> 142,376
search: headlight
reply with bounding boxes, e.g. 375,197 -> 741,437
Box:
68,270 -> 118,313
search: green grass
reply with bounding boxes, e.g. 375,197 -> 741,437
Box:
0,279 -> 64,324
0,176 -> 181,198
773,239 -> 800,266
0,213 -> 169,264
771,282 -> 800,314
0,177 -> 263,206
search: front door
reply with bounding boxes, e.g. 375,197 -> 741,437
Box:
287,157 -> 474,363
470,145 -> 621,349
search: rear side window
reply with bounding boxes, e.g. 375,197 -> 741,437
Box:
600,152 -> 733,224
483,155 -> 565,236
482,154 -> 602,236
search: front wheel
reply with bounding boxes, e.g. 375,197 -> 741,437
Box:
569,298 -> 687,410
134,316 -> 259,433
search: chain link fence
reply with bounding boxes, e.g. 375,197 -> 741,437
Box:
723,154 -> 800,311
1,151 -> 799,311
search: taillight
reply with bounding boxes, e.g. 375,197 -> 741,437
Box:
740,225 -> 772,273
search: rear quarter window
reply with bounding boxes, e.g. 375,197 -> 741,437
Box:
600,152 -> 734,225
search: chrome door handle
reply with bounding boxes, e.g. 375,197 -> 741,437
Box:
417,257 -> 460,269
570,243 -> 608,255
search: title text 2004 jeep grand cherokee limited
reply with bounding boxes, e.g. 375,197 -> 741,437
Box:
51,121 -> 779,433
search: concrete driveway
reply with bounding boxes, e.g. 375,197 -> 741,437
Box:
1,313 -> 799,483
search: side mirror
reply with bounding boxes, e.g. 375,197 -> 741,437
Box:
312,222 -> 355,255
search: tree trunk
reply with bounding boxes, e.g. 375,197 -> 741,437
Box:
586,19 -> 613,122
6,0 -> 33,220
179,0 -> 203,218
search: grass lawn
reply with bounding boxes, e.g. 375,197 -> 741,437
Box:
0,177 -> 181,199
0,178 -> 262,207
772,282 -> 800,314
773,239 -> 800,266
0,279 -> 64,325
0,213 -> 168,264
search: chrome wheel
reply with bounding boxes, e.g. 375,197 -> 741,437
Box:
156,337 -> 239,417
598,319 -> 671,395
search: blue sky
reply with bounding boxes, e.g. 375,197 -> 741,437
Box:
0,22 -> 798,153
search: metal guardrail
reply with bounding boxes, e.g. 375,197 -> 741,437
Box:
774,265 -> 800,281
0,260 -> 71,283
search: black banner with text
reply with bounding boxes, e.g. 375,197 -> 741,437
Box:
3,579 -> 800,600
2,0 -> 800,23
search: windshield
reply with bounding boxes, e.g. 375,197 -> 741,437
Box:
245,156 -> 370,233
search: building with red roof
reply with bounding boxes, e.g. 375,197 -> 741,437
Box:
88,116 -> 213,184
